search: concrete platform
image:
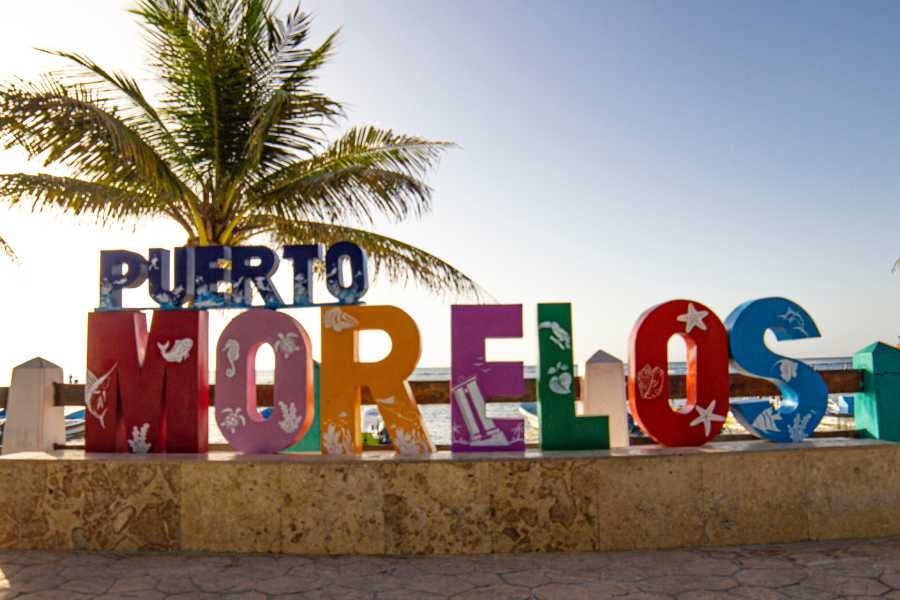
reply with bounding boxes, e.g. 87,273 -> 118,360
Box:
0,439 -> 898,555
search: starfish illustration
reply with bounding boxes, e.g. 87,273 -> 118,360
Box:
689,399 -> 725,436
676,302 -> 709,334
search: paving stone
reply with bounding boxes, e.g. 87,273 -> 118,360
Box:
254,574 -> 325,595
404,573 -> 475,596
639,575 -> 738,594
735,568 -> 808,587
451,584 -> 533,600
58,577 -> 115,594
533,581 -> 633,598
7,536 -> 900,599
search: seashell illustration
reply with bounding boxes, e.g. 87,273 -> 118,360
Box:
775,358 -> 798,382
637,364 -> 664,400
549,370 -> 573,395
323,307 -> 359,332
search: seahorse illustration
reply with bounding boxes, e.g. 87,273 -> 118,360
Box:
222,339 -> 240,378
158,338 -> 193,363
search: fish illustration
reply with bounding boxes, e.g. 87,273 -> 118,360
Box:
222,339 -> 240,378
85,364 -> 116,429
751,406 -> 782,434
778,307 -> 808,336
538,321 -> 571,350
158,338 -> 193,363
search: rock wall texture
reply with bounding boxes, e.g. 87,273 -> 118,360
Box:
0,438 -> 896,555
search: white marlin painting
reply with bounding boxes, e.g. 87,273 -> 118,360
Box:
85,364 -> 116,430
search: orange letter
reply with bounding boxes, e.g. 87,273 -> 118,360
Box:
320,305 -> 434,456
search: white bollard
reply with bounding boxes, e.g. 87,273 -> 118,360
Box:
2,357 -> 65,454
582,350 -> 630,448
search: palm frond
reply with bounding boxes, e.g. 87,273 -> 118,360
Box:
38,48 -> 204,186
0,235 -> 16,262
0,173 -> 194,230
0,78 -> 195,204
244,126 -> 453,224
134,0 -> 261,182
242,217 -> 482,297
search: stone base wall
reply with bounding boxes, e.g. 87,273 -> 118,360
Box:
0,439 -> 897,555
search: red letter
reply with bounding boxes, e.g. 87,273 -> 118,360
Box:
86,310 -> 209,453
628,300 -> 729,446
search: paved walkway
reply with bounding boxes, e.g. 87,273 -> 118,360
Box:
3,537 -> 900,599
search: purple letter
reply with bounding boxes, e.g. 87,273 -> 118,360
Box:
450,305 -> 526,452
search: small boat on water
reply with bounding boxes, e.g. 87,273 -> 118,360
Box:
0,407 -> 87,444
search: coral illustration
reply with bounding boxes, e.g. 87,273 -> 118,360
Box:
278,401 -> 302,433
128,422 -> 151,454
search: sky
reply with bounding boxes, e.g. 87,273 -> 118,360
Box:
0,0 -> 898,384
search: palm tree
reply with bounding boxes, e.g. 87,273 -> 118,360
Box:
0,0 -> 476,295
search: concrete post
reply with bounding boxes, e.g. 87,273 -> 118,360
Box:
854,342 -> 900,442
2,357 -> 65,454
582,350 -> 630,448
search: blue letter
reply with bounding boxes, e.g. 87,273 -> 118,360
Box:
98,250 -> 148,310
148,248 -> 194,309
725,297 -> 827,442
325,241 -> 368,304
283,244 -> 324,305
230,246 -> 284,308
193,246 -> 231,308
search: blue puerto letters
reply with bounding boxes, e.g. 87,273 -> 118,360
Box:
99,250 -> 149,310
97,242 -> 368,310
325,241 -> 369,304
283,244 -> 324,305
725,297 -> 827,443
230,246 -> 284,308
148,247 -> 194,308
193,246 -> 232,308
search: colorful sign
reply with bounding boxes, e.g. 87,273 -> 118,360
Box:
89,244 -> 863,455
726,298 -> 827,443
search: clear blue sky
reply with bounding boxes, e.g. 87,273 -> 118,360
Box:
0,0 -> 897,382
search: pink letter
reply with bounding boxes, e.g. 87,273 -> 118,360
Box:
215,309 -> 314,453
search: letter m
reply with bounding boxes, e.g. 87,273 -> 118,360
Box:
86,310 -> 209,453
